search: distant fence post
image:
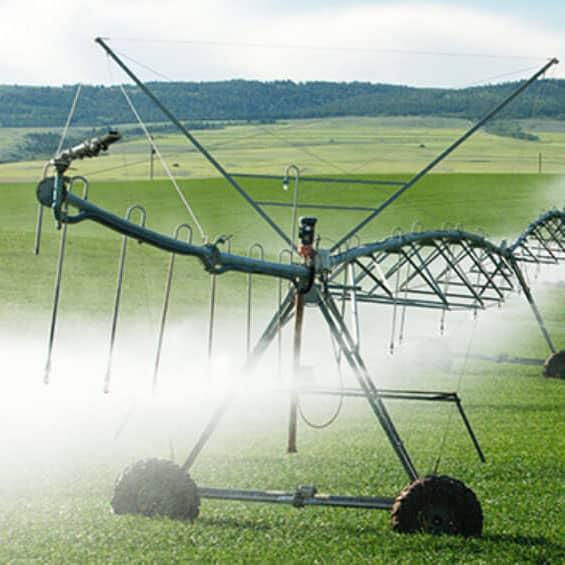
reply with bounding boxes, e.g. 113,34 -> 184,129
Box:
538,152 -> 542,174
150,146 -> 156,180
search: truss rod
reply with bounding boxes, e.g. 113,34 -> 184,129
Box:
255,201 -> 377,213
330,294 -> 451,309
390,244 -> 442,289
542,222 -> 565,253
229,172 -> 405,186
401,247 -> 449,307
431,241 -> 485,307
530,228 -> 558,262
354,259 -> 393,297
316,288 -> 419,481
509,209 -> 564,253
456,241 -> 506,300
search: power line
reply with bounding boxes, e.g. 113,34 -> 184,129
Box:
107,37 -> 547,62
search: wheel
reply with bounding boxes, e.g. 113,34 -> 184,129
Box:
391,475 -> 482,536
544,350 -> 565,379
111,458 -> 200,521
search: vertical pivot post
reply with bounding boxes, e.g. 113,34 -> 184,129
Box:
287,217 -> 317,454
149,146 -> 155,180
34,204 -> 44,255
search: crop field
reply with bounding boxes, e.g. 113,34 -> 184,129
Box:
2,116 -> 565,182
0,125 -> 564,562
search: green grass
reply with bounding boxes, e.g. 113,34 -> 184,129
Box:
2,116 -> 565,182
0,167 -> 564,562
0,364 -> 563,563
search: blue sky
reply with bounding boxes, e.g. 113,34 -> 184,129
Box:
1,0 -> 564,86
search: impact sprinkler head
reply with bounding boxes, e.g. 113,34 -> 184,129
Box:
298,216 -> 317,247
213,234 -> 233,246
298,216 -> 317,261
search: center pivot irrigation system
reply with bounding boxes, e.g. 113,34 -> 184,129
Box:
35,39 -> 564,536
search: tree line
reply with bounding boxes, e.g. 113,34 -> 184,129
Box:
1,79 -> 564,128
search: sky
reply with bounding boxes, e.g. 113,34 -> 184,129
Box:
2,0 -> 565,87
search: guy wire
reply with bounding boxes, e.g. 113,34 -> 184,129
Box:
56,84 -> 82,155
119,85 -> 207,241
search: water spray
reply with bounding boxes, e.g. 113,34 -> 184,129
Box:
33,43 -> 564,536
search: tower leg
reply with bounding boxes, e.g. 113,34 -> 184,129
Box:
511,260 -> 556,354
315,287 -> 419,482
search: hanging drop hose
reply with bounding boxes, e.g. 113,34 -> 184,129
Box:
389,227 -> 404,354
297,325 -> 345,430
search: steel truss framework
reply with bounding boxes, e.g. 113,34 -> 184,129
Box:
35,41 -> 564,522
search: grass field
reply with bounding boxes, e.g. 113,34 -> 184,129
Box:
0,127 -> 564,563
2,116 -> 565,182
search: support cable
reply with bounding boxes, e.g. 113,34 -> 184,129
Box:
56,85 -> 82,154
107,37 -> 547,62
119,85 -> 207,241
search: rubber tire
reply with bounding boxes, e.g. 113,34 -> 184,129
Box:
544,350 -> 565,379
111,458 -> 200,521
391,475 -> 482,536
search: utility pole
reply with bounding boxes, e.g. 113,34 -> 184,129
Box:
150,145 -> 156,180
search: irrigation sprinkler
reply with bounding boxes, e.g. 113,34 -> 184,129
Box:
34,43 -> 565,536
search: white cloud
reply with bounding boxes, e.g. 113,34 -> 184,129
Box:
1,0 -> 563,86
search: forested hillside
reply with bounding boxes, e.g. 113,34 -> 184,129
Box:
1,78 -> 564,128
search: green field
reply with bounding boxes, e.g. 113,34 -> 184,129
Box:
2,116 -> 565,183
0,121 -> 564,563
